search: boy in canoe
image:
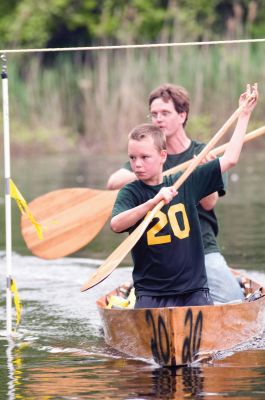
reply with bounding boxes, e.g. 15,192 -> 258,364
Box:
108,83 -> 247,304
110,84 -> 258,309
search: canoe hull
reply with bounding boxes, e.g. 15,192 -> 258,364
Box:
97,275 -> 265,366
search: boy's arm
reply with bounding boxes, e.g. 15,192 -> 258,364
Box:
111,186 -> 177,233
219,83 -> 258,173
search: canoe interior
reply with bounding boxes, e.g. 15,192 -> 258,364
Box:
96,270 -> 263,309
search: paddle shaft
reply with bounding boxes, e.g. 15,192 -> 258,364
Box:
81,99 -> 253,291
163,125 -> 265,177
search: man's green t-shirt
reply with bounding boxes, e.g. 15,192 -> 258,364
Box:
112,159 -> 224,296
123,140 -> 226,254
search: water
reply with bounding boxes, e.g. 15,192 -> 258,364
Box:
1,147 -> 265,399
1,255 -> 265,399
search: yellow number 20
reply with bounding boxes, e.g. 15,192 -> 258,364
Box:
147,203 -> 190,245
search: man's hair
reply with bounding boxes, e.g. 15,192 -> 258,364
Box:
128,123 -> 166,152
148,83 -> 190,126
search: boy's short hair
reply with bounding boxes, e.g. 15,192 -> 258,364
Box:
128,123 -> 166,152
148,83 -> 190,126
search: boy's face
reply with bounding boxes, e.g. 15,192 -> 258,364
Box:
128,136 -> 166,185
150,98 -> 186,138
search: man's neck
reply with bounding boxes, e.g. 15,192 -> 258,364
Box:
167,127 -> 191,155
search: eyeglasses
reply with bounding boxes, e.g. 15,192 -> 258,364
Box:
147,111 -> 173,120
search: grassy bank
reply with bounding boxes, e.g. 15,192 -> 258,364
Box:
1,43 -> 264,155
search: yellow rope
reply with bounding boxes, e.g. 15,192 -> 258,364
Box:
10,179 -> 43,240
10,278 -> 22,326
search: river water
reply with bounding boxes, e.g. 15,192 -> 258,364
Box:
1,146 -> 265,399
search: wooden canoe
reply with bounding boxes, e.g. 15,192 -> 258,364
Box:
96,271 -> 265,366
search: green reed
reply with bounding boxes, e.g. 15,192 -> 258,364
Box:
1,44 -> 264,154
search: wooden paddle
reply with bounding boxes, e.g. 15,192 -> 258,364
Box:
80,99 -> 257,291
21,125 -> 265,260
21,188 -> 118,260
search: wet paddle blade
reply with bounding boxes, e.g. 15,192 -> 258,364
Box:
21,188 -> 118,259
80,202 -> 162,290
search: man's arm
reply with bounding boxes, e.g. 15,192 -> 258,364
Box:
200,192 -> 219,210
107,168 -> 136,190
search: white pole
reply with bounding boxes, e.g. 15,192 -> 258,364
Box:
1,54 -> 12,336
7,337 -> 15,399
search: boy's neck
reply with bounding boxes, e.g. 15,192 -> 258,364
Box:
142,172 -> 163,186
167,127 -> 191,154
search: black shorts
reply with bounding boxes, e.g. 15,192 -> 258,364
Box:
134,289 -> 213,309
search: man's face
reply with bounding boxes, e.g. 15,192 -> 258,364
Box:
128,137 -> 166,185
149,98 -> 186,138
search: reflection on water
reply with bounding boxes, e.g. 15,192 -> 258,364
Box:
2,337 -> 265,399
0,148 -> 265,398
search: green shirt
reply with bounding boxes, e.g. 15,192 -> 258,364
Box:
123,140 -> 226,254
112,159 -> 224,296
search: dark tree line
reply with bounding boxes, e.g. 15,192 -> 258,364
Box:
0,0 -> 264,50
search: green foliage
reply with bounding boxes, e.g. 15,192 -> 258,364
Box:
0,0 -> 264,49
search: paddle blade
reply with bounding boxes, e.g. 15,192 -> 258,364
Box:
80,230 -> 138,290
80,202 -> 163,291
21,188 -> 118,259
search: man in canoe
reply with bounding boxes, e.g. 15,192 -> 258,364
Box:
110,84 -> 258,308
107,83 -> 252,303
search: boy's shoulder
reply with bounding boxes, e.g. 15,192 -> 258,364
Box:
117,179 -> 145,199
123,179 -> 142,191
191,139 -> 205,153
163,173 -> 181,186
